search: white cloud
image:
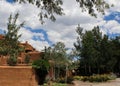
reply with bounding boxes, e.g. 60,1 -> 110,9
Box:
0,0 -> 120,51
18,27 -> 49,51
105,0 -> 120,12
28,39 -> 49,51
18,27 -> 33,42
104,20 -> 119,29
103,20 -> 120,34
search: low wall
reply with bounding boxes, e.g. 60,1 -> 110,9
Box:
0,66 -> 38,86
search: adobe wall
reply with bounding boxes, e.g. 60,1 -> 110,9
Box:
0,66 -> 38,86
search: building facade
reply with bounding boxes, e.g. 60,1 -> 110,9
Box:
0,35 -> 43,65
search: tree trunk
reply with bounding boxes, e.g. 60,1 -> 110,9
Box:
89,65 -> 91,75
65,64 -> 68,83
85,64 -> 87,75
53,64 -> 56,80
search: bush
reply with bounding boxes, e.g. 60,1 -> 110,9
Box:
44,83 -> 67,86
7,56 -> 17,66
32,59 -> 50,69
32,59 -> 50,85
108,73 -> 117,80
58,77 -> 74,84
73,76 -> 83,80
81,76 -> 89,82
67,77 -> 74,84
81,74 -> 116,82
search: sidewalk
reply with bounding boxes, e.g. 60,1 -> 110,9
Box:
73,78 -> 120,86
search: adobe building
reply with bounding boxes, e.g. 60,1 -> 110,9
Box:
0,34 -> 55,85
0,35 -> 41,86
0,34 -> 43,65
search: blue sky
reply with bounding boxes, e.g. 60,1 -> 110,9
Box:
104,11 -> 120,23
25,27 -> 53,45
104,11 -> 120,37
0,0 -> 120,51
6,0 -> 14,3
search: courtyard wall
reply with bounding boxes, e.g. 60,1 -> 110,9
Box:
0,66 -> 38,86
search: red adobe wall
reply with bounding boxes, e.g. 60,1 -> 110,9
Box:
0,66 -> 38,86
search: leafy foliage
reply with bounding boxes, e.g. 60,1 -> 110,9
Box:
74,25 -> 120,76
13,0 -> 110,23
4,13 -> 24,56
14,0 -> 64,23
76,0 -> 110,17
44,82 -> 67,86
32,59 -> 50,85
32,59 -> 50,70
81,74 -> 116,82
2,13 -> 24,65
58,77 -> 74,84
44,42 -> 69,80
7,54 -> 17,66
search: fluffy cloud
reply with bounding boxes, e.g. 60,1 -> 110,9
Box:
103,20 -> 120,34
0,0 -> 120,51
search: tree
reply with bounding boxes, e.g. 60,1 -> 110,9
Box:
111,36 -> 120,74
4,13 -> 24,65
0,39 -> 8,55
74,25 -> 99,75
13,0 -> 110,23
74,25 -> 117,75
76,0 -> 110,17
74,25 -> 120,76
32,59 -> 50,85
99,35 -> 115,73
44,42 -> 69,80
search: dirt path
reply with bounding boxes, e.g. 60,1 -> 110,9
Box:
73,78 -> 120,86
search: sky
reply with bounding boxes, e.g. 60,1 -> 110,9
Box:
0,0 -> 120,51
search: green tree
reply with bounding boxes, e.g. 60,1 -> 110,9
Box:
74,25 -> 116,75
74,25 -> 99,75
76,0 -> 110,17
91,27 -> 102,74
13,0 -> 110,23
44,42 -> 68,80
32,59 -> 50,85
111,36 -> 120,74
99,35 -> 115,73
0,39 -> 8,55
4,13 -> 24,65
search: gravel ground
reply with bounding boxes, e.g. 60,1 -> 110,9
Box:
73,78 -> 120,86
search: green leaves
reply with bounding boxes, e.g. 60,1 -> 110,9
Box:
15,0 -> 64,23
7,54 -> 17,66
32,59 -> 50,70
74,25 -> 119,75
4,13 -> 24,55
14,0 -> 110,23
76,0 -> 110,17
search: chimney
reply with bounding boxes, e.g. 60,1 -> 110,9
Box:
26,41 -> 28,44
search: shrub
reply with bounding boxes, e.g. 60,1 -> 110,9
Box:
44,83 -> 67,86
73,76 -> 83,80
67,77 -> 74,84
7,56 -> 17,66
32,59 -> 50,69
58,77 -> 74,84
81,74 -> 116,82
81,76 -> 89,82
108,73 -> 117,80
32,59 -> 50,85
